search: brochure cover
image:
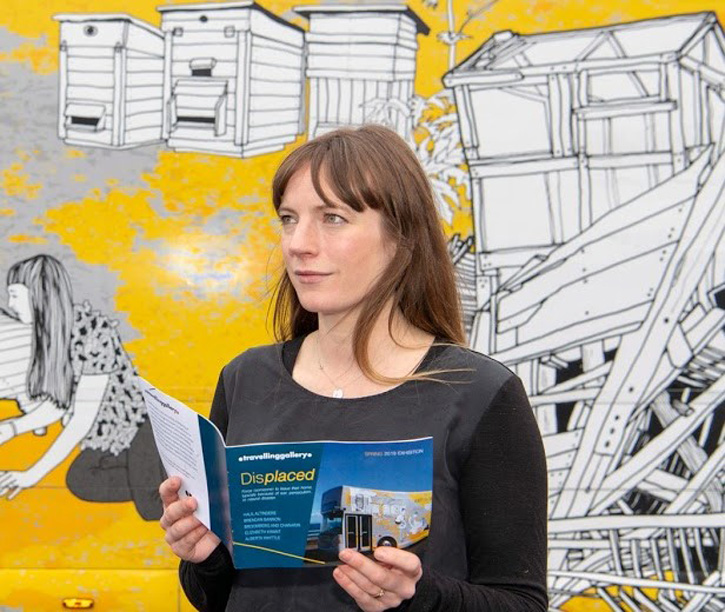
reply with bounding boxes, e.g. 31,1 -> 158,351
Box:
137,378 -> 433,569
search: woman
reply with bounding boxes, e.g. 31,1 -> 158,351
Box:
159,125 -> 547,611
0,255 -> 164,520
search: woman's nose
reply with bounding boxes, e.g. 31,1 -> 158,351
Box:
287,219 -> 319,256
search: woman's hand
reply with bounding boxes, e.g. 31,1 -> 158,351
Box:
333,546 -> 423,611
0,468 -> 41,499
159,476 -> 221,563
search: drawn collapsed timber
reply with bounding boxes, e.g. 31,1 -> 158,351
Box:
445,12 -> 725,610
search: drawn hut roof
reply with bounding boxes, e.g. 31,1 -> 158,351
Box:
444,12 -> 721,85
157,1 -> 304,33
53,13 -> 163,36
294,4 -> 430,35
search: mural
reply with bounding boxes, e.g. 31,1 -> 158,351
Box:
1,0 -> 724,609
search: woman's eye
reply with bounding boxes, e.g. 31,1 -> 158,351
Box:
278,214 -> 295,226
324,213 -> 346,225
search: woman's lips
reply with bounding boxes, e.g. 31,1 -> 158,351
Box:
294,271 -> 331,284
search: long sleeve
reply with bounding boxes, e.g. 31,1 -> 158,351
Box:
408,375 -> 548,611
179,370 -> 236,612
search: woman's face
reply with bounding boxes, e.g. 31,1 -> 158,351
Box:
278,167 -> 396,321
7,283 -> 32,324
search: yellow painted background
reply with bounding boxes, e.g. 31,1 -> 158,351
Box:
1,0 -> 723,609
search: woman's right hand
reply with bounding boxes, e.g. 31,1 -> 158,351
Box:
159,476 -> 221,563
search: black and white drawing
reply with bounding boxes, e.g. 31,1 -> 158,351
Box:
55,14 -> 165,149
0,255 -> 165,520
159,2 -> 305,157
446,13 -> 725,609
54,2 -> 432,155
55,1 -> 306,157
295,4 -> 429,138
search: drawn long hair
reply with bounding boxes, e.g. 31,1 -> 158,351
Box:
271,125 -> 465,383
7,255 -> 74,409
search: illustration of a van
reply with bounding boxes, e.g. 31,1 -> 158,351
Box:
317,485 -> 432,552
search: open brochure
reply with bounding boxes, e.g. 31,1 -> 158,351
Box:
137,378 -> 433,569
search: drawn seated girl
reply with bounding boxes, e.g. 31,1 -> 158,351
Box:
0,255 -> 164,520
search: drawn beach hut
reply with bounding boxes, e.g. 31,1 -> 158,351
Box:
158,1 -> 305,157
294,4 -> 429,139
446,13 -> 725,609
54,14 -> 165,149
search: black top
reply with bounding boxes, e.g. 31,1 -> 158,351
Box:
179,338 -> 548,611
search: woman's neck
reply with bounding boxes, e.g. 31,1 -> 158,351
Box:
292,303 -> 434,398
314,303 -> 432,380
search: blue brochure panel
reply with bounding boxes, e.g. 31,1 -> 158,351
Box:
227,442 -> 324,568
225,438 -> 433,569
198,415 -> 232,549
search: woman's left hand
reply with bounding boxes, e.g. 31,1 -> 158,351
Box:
333,546 -> 422,611
0,469 -> 41,499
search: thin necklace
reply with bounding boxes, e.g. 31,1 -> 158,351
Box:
316,333 -> 366,399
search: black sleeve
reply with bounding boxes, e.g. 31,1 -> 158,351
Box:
408,375 -> 548,611
179,370 -> 237,612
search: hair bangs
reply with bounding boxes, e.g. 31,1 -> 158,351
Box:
310,137 -> 383,215
270,124 -> 466,364
7,261 -> 30,286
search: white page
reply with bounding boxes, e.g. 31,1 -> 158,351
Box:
137,378 -> 211,529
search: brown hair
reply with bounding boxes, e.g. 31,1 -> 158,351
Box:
271,124 -> 465,383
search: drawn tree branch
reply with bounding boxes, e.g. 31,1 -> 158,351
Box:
425,0 -> 501,70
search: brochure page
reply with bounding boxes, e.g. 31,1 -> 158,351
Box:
137,379 -> 216,530
139,378 -> 433,570
226,438 -> 433,568
138,378 -> 231,544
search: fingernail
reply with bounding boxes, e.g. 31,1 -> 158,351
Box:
339,548 -> 352,561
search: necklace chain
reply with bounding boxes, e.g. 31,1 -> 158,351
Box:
315,333 -> 367,399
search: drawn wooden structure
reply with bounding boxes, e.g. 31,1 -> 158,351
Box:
158,1 -> 305,157
294,4 -> 429,139
446,13 -> 725,609
0,312 -> 31,401
54,14 -> 165,149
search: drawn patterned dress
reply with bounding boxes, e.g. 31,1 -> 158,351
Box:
69,301 -> 146,456
65,301 -> 164,520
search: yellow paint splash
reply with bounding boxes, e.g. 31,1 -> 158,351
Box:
64,148 -> 86,160
0,40 -> 57,74
8,234 -> 47,244
15,149 -> 33,163
1,162 -> 42,200
40,142 -> 300,406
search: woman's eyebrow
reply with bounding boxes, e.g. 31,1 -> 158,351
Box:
278,201 -> 347,213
